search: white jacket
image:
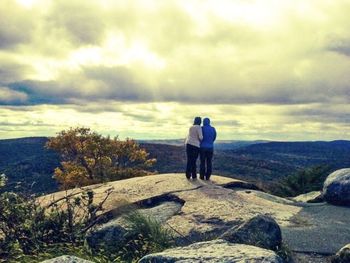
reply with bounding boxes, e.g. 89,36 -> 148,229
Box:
185,125 -> 203,148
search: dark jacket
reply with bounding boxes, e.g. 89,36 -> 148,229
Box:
200,118 -> 216,149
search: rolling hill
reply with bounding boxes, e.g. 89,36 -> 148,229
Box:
0,137 -> 59,194
143,140 -> 350,183
1,137 -> 350,194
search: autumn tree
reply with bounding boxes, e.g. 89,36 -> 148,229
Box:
46,127 -> 156,189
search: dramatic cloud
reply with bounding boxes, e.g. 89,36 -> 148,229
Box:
0,1 -> 35,49
0,87 -> 28,104
1,0 -> 350,139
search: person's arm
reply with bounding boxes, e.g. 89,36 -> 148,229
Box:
198,126 -> 203,141
213,128 -> 217,142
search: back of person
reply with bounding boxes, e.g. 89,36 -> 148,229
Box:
185,117 -> 203,179
185,125 -> 203,148
200,118 -> 216,180
201,118 -> 216,149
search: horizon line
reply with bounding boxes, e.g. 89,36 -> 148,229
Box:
0,136 -> 349,143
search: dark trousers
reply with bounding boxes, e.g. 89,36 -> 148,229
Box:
200,148 -> 214,179
186,144 -> 200,178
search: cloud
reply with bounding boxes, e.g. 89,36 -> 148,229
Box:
46,0 -> 106,45
0,1 -> 35,49
1,102 -> 349,140
1,0 -> 350,139
7,65 -> 153,104
286,103 -> 350,124
0,58 -> 31,83
328,38 -> 350,57
5,0 -> 350,104
5,1 -> 350,105
0,87 -> 28,104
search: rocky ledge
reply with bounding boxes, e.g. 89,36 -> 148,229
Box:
40,170 -> 350,263
139,239 -> 283,263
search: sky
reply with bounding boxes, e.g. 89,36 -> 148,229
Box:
1,0 -> 350,140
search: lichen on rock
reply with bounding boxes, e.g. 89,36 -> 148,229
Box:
139,239 -> 283,263
323,168 -> 350,206
41,255 -> 93,263
220,214 -> 282,251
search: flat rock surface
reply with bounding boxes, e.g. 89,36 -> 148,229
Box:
282,203 -> 350,254
138,201 -> 183,224
41,255 -> 93,263
292,191 -> 322,203
40,174 -> 350,256
292,252 -> 332,263
139,239 -> 283,263
39,174 -> 238,210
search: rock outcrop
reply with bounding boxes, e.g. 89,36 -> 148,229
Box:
40,173 -> 350,257
41,255 -> 93,263
86,201 -> 182,252
323,168 -> 350,206
332,244 -> 350,263
292,191 -> 324,203
40,174 -> 301,243
86,218 -> 127,252
139,239 -> 283,263
220,215 -> 282,250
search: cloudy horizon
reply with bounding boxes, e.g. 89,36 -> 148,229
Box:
1,0 -> 350,140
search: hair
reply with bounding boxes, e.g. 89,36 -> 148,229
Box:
193,117 -> 201,125
203,118 -> 210,125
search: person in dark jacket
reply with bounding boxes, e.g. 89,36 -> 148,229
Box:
200,118 -> 216,180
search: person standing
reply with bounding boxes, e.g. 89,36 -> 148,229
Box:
200,118 -> 216,180
185,117 -> 203,179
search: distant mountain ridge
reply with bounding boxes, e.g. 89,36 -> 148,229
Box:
235,140 -> 350,167
0,137 -> 59,194
1,137 -> 350,194
139,139 -> 270,150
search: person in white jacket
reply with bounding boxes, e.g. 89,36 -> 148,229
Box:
185,117 -> 203,179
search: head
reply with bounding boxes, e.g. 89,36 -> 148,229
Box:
203,118 -> 211,126
193,117 -> 202,125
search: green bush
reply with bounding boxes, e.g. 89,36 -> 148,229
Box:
92,211 -> 174,262
0,174 -> 112,261
1,174 -> 173,262
120,211 -> 173,261
271,165 -> 332,197
0,183 -> 46,258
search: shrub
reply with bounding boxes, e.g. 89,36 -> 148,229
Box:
46,127 -> 156,189
118,211 -> 174,262
1,174 -> 174,262
0,177 -> 45,258
0,174 -> 112,261
271,165 -> 332,197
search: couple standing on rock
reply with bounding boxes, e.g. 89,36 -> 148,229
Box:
185,117 -> 217,180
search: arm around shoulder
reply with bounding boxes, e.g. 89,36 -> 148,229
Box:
198,126 -> 203,141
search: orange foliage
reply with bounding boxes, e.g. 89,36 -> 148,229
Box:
46,127 -> 156,189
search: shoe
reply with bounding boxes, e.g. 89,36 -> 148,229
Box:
186,174 -> 191,179
200,175 -> 205,180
